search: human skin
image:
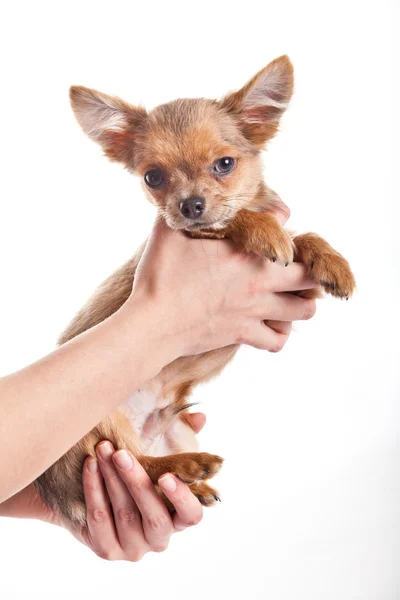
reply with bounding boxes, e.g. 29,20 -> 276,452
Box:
0,414 -> 210,561
0,208 -> 318,559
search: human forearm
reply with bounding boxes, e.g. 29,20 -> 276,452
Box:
0,297 -> 179,503
0,484 -> 52,521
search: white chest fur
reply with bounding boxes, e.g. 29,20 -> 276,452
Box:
122,387 -> 162,434
120,384 -> 198,456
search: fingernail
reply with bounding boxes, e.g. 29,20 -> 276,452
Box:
113,449 -> 133,470
87,458 -> 98,474
97,441 -> 114,461
158,474 -> 177,492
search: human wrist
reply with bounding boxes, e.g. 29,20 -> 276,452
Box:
114,291 -> 186,379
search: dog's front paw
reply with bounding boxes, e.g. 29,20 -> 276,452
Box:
189,481 -> 221,506
141,452 -> 223,485
170,452 -> 224,484
294,233 -> 356,299
254,222 -> 294,265
228,214 -> 294,265
311,253 -> 355,299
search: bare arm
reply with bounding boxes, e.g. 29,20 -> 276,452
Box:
0,299 -> 175,503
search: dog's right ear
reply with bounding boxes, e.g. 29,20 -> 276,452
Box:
69,86 -> 147,166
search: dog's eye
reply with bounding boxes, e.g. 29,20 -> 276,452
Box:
144,168 -> 165,189
213,157 -> 236,175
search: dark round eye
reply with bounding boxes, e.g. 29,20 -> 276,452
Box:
144,168 -> 165,189
213,157 -> 236,175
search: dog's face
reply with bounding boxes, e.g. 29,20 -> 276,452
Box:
70,55 -> 293,230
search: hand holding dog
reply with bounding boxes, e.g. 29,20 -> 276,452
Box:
63,413 -> 207,561
0,415 -> 207,562
68,201 -> 319,561
128,208 -> 318,360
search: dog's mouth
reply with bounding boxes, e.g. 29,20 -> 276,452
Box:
163,205 -> 235,232
181,210 -> 234,231
184,220 -> 219,231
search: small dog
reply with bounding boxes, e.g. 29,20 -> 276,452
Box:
35,55 -> 356,526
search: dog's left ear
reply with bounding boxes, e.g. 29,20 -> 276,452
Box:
221,55 -> 294,147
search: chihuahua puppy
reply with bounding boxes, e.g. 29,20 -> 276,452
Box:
35,55 -> 355,526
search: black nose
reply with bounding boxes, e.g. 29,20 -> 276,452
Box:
179,196 -> 205,220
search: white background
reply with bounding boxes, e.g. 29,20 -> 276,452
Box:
0,1 -> 398,599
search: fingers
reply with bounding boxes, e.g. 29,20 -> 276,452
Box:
96,442 -> 147,561
86,443 -> 207,562
244,321 -> 290,352
261,293 -> 317,323
142,216 -> 184,268
148,211 -> 236,262
158,474 -> 203,532
185,412 -> 207,434
111,449 -> 173,551
268,261 -> 319,292
264,320 -> 292,336
82,457 -> 120,560
269,201 -> 291,226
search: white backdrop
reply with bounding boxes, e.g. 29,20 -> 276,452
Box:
0,1 -> 398,599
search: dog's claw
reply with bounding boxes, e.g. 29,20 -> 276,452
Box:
213,495 -> 221,502
272,257 -> 277,263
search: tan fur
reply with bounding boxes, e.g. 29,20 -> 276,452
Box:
35,56 -> 355,526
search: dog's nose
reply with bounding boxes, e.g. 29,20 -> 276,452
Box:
179,196 -> 205,220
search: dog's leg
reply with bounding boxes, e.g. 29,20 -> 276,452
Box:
188,209 -> 355,299
160,481 -> 221,511
188,481 -> 221,506
188,209 -> 294,265
138,452 -> 223,509
293,233 -> 356,299
139,452 -> 223,484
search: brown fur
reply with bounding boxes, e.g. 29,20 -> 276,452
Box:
35,56 -> 355,526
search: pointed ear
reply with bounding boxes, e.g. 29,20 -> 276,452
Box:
221,55 -> 294,147
69,86 -> 147,166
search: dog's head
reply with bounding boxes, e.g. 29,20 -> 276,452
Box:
70,55 -> 293,230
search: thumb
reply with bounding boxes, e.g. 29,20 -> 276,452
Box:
269,201 -> 291,227
185,412 -> 207,434
146,213 -> 174,250
140,213 -> 185,268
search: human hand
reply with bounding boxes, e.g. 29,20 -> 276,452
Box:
127,202 -> 317,358
63,413 -> 207,561
0,415 -> 207,561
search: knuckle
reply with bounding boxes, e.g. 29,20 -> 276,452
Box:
100,470 -> 122,487
96,550 -> 114,561
90,508 -> 108,524
127,550 -> 145,563
302,299 -> 317,320
152,541 -> 169,553
83,481 -> 98,494
117,507 -> 137,524
246,279 -> 259,298
269,336 -> 286,353
237,325 -> 251,346
128,476 -> 148,495
237,332 -> 247,345
146,513 -> 170,533
185,513 -> 203,527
